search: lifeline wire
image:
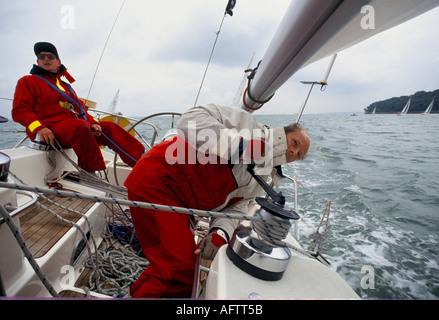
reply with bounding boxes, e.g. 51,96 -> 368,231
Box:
0,181 -> 315,259
193,12 -> 227,107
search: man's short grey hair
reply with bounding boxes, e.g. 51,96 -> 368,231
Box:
283,123 -> 307,135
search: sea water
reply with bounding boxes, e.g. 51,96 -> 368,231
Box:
1,112 -> 438,299
260,113 -> 439,300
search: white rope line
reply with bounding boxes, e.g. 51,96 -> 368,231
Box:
0,181 -> 315,259
309,200 -> 331,254
49,141 -> 128,196
0,182 -> 252,221
251,209 -> 291,244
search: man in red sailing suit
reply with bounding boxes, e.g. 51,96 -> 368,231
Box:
125,104 -> 311,298
12,42 -> 144,172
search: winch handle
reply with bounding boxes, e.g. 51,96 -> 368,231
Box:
247,164 -> 285,205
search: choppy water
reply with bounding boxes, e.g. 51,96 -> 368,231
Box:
259,113 -> 439,300
1,112 -> 438,299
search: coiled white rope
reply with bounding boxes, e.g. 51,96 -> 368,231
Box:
83,223 -> 149,297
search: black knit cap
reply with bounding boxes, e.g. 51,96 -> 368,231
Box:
34,42 -> 59,59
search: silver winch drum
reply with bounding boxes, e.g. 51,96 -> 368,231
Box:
226,224 -> 292,281
228,166 -> 300,281
28,136 -> 52,151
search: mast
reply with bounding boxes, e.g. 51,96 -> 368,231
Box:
295,53 -> 337,123
239,0 -> 439,113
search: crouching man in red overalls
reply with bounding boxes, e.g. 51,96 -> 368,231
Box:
124,104 -> 311,298
12,42 -> 144,172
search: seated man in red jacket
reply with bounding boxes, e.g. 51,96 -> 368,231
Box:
12,42 -> 144,172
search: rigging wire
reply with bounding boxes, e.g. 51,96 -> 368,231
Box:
86,0 -> 126,100
193,13 -> 227,107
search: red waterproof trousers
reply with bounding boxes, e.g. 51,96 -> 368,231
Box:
128,191 -> 196,298
51,119 -> 144,171
125,136 -> 239,298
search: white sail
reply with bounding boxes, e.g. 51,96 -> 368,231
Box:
108,89 -> 120,113
240,0 -> 439,112
372,107 -> 376,114
422,97 -> 435,114
400,97 -> 411,115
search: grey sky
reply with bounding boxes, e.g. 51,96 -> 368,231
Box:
1,0 -> 438,118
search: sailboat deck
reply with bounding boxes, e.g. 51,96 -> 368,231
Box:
18,194 -> 95,258
59,267 -> 93,298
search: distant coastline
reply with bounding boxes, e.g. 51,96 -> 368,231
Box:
364,89 -> 438,114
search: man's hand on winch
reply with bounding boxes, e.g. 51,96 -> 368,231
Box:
195,228 -> 228,260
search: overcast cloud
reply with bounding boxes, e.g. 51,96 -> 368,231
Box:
1,0 -> 438,118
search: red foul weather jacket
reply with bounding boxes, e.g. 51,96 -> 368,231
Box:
12,64 -> 144,171
12,64 -> 98,140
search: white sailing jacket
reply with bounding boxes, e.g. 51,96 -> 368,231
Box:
176,104 -> 288,238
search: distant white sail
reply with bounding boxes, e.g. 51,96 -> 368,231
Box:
399,97 -> 411,115
422,97 -> 435,115
109,89 -> 120,113
372,106 -> 376,114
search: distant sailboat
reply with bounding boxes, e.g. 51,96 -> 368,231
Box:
398,97 -> 411,115
422,97 -> 435,115
108,89 -> 120,113
372,106 -> 376,114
